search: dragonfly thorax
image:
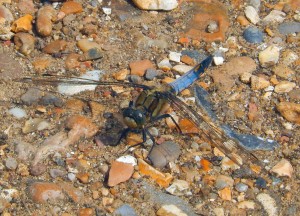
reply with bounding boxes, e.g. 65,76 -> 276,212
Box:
122,107 -> 146,129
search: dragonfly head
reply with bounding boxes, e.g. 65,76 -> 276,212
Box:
122,107 -> 146,129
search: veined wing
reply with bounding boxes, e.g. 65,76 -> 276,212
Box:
16,73 -> 154,93
157,90 -> 257,167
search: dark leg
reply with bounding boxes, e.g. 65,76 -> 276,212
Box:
115,127 -> 131,145
144,128 -> 157,154
122,128 -> 147,153
150,113 -> 182,134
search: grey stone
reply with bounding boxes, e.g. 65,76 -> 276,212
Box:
114,204 -> 137,216
278,22 -> 300,35
5,157 -> 18,170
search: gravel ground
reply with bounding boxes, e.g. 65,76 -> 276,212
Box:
0,0 -> 299,215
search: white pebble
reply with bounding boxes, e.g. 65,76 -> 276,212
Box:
116,155 -> 137,166
102,7 -> 111,15
8,107 -> 27,119
245,6 -> 260,24
169,51 -> 181,63
58,70 -> 104,95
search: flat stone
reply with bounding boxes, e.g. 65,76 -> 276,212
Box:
182,0 -> 229,42
278,21 -> 300,35
271,159 -> 293,178
108,161 -> 134,186
28,182 -> 65,203
138,158 -> 173,188
129,59 -> 155,76
238,200 -> 255,209
208,56 -> 257,91
272,64 -> 295,79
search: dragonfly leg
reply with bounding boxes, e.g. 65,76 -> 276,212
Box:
144,127 -> 157,155
115,127 -> 131,145
122,128 -> 147,154
150,114 -> 182,134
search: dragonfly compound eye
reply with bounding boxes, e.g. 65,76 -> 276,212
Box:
122,107 -> 146,128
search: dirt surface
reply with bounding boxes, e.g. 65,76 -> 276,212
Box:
0,0 -> 300,215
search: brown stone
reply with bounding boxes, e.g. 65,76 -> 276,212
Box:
17,0 -> 36,14
28,182 -> 64,203
108,161 -> 134,186
218,187 -> 232,201
42,40 -> 67,54
76,173 -> 89,184
208,56 -> 257,91
129,59 -> 155,76
32,57 -> 52,72
138,158 -> 173,188
14,32 -> 35,55
65,53 -> 81,70
36,5 -> 56,37
79,208 -> 94,216
183,0 -> 229,42
237,15 -> 250,26
11,14 -> 33,33
61,1 -> 83,15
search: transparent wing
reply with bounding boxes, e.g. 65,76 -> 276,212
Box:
157,90 -> 260,167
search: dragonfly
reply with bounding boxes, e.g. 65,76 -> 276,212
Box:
16,55 -> 278,168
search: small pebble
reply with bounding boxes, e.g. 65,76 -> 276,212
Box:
166,179 -> 190,196
169,51 -> 181,63
67,173 -> 76,181
5,157 -> 18,170
148,141 -> 181,168
259,45 -> 280,67
158,58 -> 172,71
243,26 -> 263,43
215,175 -> 234,190
235,183 -> 249,192
207,20 -> 219,33
114,204 -> 137,216
128,75 -> 142,84
8,107 -> 27,119
255,177 -> 267,189
245,6 -> 260,24
145,68 -> 158,80
49,169 -> 66,178
270,159 -> 293,178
